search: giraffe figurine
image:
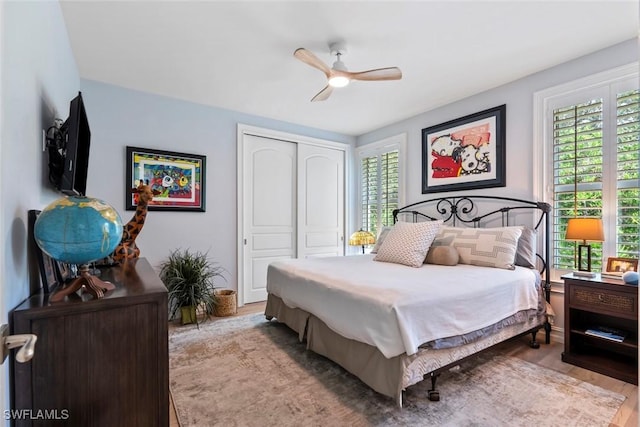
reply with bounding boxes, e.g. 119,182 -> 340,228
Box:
112,180 -> 161,264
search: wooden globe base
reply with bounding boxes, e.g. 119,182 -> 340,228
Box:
50,265 -> 115,303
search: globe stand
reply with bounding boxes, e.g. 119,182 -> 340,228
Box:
50,264 -> 115,303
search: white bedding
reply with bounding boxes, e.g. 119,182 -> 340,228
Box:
266,254 -> 540,358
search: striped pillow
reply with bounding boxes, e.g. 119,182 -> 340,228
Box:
438,226 -> 522,270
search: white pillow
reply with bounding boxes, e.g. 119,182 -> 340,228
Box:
438,226 -> 522,270
374,221 -> 442,267
370,226 -> 392,254
515,227 -> 537,269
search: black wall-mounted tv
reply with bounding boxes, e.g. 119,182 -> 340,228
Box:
47,92 -> 91,196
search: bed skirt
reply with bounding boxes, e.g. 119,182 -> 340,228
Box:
265,293 -> 546,406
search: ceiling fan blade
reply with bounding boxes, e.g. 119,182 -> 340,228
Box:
294,48 -> 331,76
348,67 -> 402,81
311,85 -> 333,102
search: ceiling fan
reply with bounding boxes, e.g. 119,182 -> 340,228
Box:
294,42 -> 402,102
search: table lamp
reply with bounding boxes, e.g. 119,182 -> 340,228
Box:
565,217 -> 604,277
349,229 -> 376,254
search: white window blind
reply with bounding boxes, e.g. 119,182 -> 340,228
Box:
361,150 -> 399,237
357,134 -> 405,238
616,90 -> 640,259
551,86 -> 639,271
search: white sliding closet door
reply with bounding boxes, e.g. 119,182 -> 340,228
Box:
297,144 -> 344,258
242,135 -> 297,303
240,129 -> 346,304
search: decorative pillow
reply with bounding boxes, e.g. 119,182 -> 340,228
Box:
370,226 -> 392,254
374,221 -> 442,267
424,234 -> 454,263
425,246 -> 459,266
515,227 -> 537,269
438,226 -> 522,270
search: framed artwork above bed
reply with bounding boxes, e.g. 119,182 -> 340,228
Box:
421,105 -> 506,194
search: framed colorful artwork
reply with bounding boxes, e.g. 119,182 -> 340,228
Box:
126,146 -> 206,212
422,105 -> 506,194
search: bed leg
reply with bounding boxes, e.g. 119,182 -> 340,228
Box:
529,329 -> 540,349
544,320 -> 551,344
265,315 -> 273,321
428,372 -> 440,402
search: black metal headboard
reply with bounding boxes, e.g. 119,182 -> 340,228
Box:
393,195 -> 551,303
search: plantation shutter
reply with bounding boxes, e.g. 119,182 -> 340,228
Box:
615,90 -> 640,259
360,149 -> 399,237
551,88 -> 640,271
361,155 -> 378,234
380,150 -> 399,229
552,100 -> 604,270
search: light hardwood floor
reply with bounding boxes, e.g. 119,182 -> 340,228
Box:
169,302 -> 638,427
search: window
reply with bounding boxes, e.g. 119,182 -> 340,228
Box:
535,64 -> 639,277
356,134 -> 406,237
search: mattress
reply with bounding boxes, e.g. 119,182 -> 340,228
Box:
266,254 -> 541,358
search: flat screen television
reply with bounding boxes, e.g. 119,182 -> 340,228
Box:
47,92 -> 91,196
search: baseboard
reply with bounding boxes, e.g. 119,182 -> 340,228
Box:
550,326 -> 564,344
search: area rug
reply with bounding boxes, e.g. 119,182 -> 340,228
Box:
169,314 -> 625,427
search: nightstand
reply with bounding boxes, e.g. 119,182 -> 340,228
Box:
562,273 -> 638,384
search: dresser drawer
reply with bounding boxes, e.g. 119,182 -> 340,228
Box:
568,283 -> 637,318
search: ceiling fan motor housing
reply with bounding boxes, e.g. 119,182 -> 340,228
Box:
329,41 -> 348,58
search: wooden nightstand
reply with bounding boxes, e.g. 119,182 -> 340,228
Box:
562,273 -> 638,384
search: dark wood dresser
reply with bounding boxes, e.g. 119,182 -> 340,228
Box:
10,258 -> 168,427
562,273 -> 638,384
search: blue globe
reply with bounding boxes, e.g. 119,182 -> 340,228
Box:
34,196 -> 123,264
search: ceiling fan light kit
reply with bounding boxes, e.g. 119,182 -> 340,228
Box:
294,42 -> 402,101
328,75 -> 350,88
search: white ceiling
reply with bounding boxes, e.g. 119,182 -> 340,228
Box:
59,1 -> 639,136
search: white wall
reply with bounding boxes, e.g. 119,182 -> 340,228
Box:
80,79 -> 355,293
0,1 -> 79,421
356,38 -> 639,336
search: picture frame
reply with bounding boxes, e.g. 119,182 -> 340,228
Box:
28,210 -> 64,293
422,104 -> 506,194
605,257 -> 638,276
126,146 -> 206,212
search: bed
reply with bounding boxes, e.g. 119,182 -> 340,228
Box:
265,195 -> 552,407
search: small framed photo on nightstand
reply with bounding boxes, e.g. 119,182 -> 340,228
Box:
603,257 -> 638,278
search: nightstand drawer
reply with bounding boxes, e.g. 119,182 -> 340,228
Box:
568,282 -> 638,319
569,285 -> 637,317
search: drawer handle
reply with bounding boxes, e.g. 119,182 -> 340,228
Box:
598,294 -> 604,302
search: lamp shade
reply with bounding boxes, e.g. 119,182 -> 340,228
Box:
565,218 -> 604,243
348,230 -> 376,246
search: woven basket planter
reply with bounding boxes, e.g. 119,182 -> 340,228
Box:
213,289 -> 237,317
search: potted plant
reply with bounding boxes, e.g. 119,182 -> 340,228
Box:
159,249 -> 226,326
